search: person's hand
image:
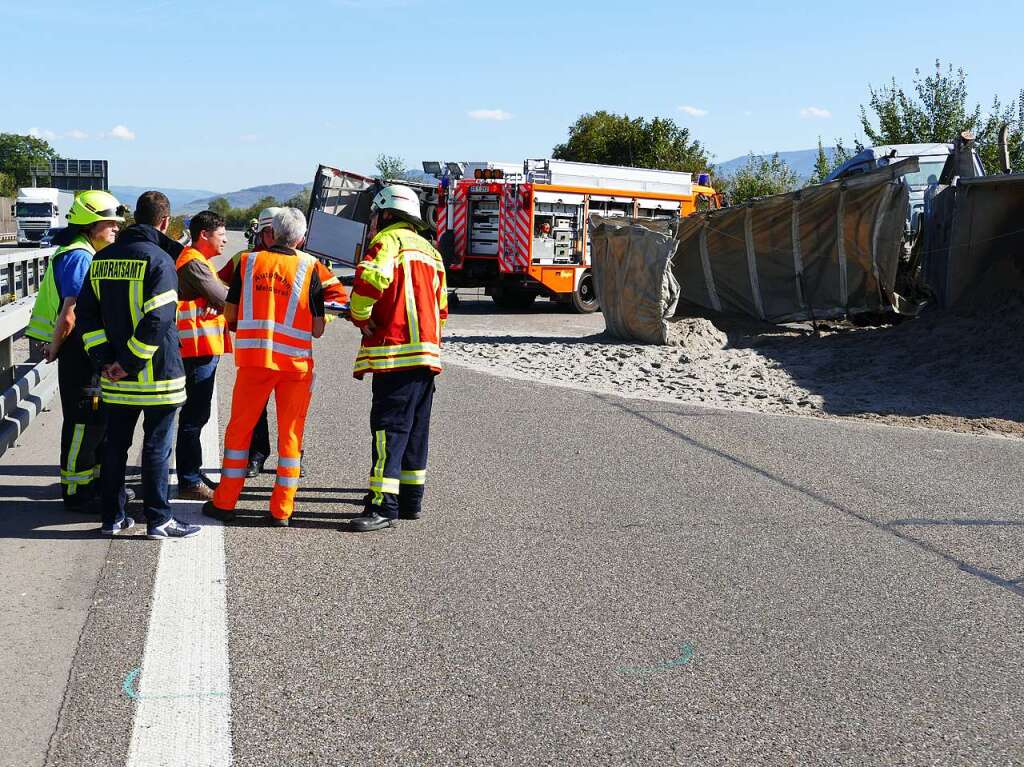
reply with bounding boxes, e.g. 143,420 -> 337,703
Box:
202,305 -> 221,319
43,343 -> 59,363
353,317 -> 376,337
102,362 -> 128,382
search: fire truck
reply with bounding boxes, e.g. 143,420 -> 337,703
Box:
435,159 -> 719,312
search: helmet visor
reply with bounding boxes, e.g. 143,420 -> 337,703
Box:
91,204 -> 128,221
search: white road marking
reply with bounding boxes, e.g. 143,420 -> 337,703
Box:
126,396 -> 232,767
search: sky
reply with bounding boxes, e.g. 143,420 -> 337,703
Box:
5,0 -> 1021,193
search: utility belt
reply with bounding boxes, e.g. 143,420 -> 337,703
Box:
82,375 -> 102,412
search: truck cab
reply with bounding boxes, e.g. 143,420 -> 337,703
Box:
825,143 -> 982,235
13,188 -> 73,247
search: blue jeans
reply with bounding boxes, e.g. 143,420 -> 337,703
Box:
176,355 -> 219,486
101,405 -> 178,529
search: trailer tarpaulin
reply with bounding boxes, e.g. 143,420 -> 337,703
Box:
591,160 -> 914,344
921,173 -> 1024,308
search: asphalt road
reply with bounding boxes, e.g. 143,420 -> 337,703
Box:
3,265 -> 1023,765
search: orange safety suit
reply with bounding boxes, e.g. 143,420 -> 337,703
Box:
213,248 -> 323,520
176,246 -> 232,357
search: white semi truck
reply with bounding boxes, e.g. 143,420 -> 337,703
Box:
12,187 -> 74,246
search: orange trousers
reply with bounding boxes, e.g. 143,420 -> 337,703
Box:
213,367 -> 313,520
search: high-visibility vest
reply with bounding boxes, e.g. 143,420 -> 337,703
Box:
233,249 -> 317,372
175,247 -> 232,357
26,235 -> 96,342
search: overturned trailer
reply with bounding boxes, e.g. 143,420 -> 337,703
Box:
591,160 -> 917,344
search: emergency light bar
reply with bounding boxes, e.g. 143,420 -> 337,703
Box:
473,168 -> 505,180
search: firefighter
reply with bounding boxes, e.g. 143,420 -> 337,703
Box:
76,191 -> 201,539
174,210 -> 231,501
203,208 -> 328,527
26,190 -> 129,512
347,185 -> 448,533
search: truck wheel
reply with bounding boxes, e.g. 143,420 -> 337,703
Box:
570,270 -> 599,313
492,288 -> 537,310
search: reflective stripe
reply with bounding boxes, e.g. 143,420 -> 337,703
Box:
101,376 -> 186,393
275,476 -> 300,488
60,471 -> 94,482
321,276 -> 340,288
142,290 -> 177,314
236,320 -> 312,344
101,391 -> 187,407
277,456 -> 301,468
354,353 -> 440,373
368,477 -> 400,494
282,256 -> 313,330
241,252 -> 255,322
357,341 -> 440,357
127,336 -> 160,360
222,467 -> 248,478
82,329 -> 108,350
177,308 -> 201,320
402,252 -> 420,345
370,429 -> 387,504
27,319 -> 56,341
224,448 -> 248,460
64,424 -> 86,496
129,279 -> 144,329
178,325 -> 224,340
234,338 -> 312,358
400,469 -> 426,485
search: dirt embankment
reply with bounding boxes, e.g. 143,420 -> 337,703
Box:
443,302 -> 1024,439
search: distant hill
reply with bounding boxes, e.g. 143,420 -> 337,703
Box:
110,186 -> 220,213
182,183 -> 311,214
715,147 -> 841,181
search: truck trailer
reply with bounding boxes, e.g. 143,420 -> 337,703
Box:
13,187 -> 74,246
436,159 -> 719,311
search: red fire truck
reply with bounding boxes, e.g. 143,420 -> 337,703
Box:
436,159 -> 718,312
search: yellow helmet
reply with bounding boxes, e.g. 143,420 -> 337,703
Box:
67,190 -> 126,226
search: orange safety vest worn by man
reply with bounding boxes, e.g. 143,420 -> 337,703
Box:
347,184 -> 448,533
204,208 -> 328,526
174,210 -> 232,500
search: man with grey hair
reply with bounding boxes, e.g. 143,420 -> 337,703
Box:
204,207 -> 344,526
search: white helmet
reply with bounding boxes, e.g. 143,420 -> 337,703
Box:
370,184 -> 425,229
257,206 -> 282,232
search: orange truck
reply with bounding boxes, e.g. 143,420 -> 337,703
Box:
434,158 -> 718,311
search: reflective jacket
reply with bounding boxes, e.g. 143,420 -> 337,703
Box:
350,222 -> 447,379
233,249 -> 318,373
76,225 -> 186,407
26,235 -> 96,342
175,246 -> 232,357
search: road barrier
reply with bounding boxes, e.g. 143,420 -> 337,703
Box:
0,246 -> 58,457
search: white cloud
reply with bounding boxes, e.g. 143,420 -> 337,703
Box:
678,105 -> 709,117
28,127 -> 57,140
239,133 -> 259,142
66,129 -> 89,140
468,109 -> 513,121
800,106 -> 832,119
107,124 -> 136,140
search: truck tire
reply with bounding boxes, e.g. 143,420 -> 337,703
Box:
492,288 -> 536,310
570,270 -> 599,313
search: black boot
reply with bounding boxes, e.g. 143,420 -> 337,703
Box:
348,511 -> 394,532
246,455 -> 266,479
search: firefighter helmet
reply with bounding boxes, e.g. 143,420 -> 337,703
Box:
67,190 -> 126,226
370,184 -> 425,229
257,207 -> 282,232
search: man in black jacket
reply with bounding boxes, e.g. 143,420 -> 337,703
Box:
76,191 -> 202,539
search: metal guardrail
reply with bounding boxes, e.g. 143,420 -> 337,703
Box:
0,245 -> 58,457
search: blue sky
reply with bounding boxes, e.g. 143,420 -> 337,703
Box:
6,0 -> 1020,192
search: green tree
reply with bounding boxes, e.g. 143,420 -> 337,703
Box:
553,111 -> 711,172
284,187 -> 311,212
859,60 -> 982,146
977,92 -> 1024,173
719,153 -> 800,205
0,171 -> 15,198
207,197 -> 231,217
0,133 -> 59,189
375,154 -> 409,181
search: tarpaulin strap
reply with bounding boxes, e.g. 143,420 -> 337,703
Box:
743,208 -> 766,320
791,198 -> 805,308
836,188 -> 848,306
698,221 -> 722,313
